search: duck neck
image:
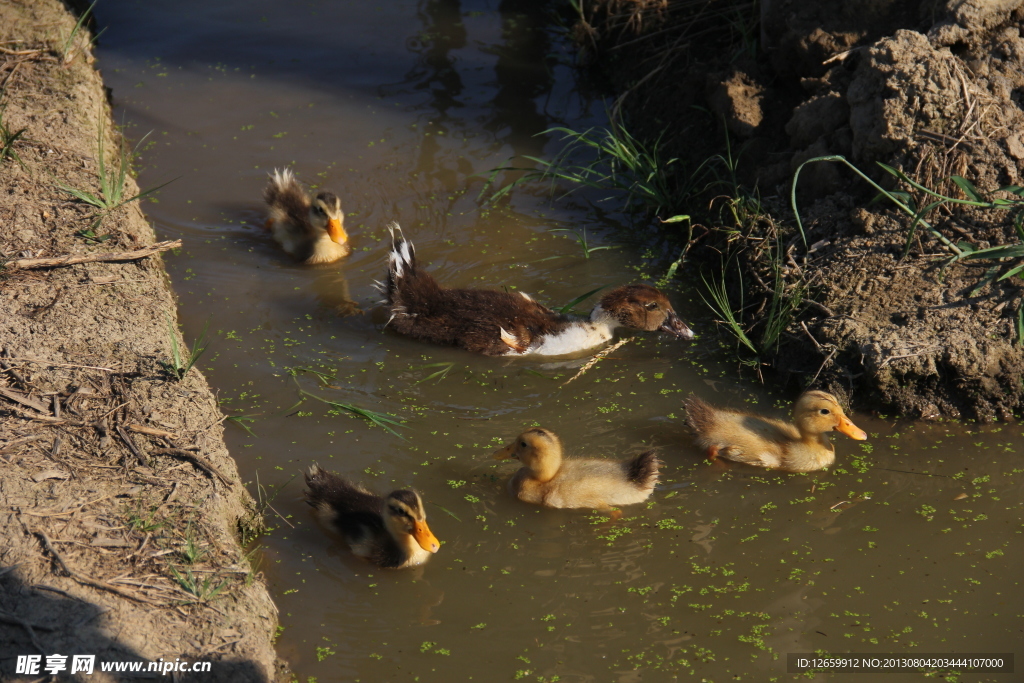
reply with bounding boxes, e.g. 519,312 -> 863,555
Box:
397,532 -> 431,566
588,304 -> 619,333
801,430 -> 833,450
386,516 -> 431,567
527,448 -> 562,483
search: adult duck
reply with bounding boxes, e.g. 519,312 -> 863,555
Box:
303,465 -> 440,568
493,428 -> 661,508
263,168 -> 349,264
380,225 -> 693,356
683,390 -> 868,472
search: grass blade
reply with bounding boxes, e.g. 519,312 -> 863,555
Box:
951,175 -> 984,203
301,390 -> 407,439
554,286 -> 607,314
413,362 -> 455,384
1017,306 -> 1024,346
60,0 -> 96,62
997,262 -> 1024,281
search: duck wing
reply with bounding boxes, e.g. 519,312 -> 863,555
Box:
304,466 -> 386,537
384,227 -> 571,354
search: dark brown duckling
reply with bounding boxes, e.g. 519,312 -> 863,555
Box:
303,465 -> 440,568
379,224 -> 693,356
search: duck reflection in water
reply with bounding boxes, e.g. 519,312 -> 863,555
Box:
309,266 -> 362,317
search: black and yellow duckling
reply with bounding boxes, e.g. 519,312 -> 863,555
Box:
684,390 -> 868,472
381,226 -> 693,356
263,168 -> 350,265
493,428 -> 661,508
303,465 -> 440,568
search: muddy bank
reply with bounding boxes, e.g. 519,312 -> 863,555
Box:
574,0 -> 1024,420
0,1 -> 284,680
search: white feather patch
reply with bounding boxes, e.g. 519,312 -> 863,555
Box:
526,321 -> 615,356
390,249 -> 403,279
499,327 -> 520,351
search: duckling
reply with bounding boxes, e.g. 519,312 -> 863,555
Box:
263,168 -> 350,264
683,390 -> 868,472
379,225 -> 693,356
303,465 -> 440,568
493,428 -> 661,508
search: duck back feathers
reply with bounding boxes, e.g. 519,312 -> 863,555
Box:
303,465 -> 409,568
383,226 -> 573,355
304,465 -> 385,537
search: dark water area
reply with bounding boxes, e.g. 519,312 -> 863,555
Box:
94,1 -> 1022,680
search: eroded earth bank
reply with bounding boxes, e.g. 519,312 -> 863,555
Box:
579,0 -> 1024,420
1,2 -> 284,680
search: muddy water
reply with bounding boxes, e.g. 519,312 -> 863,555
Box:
95,2 -> 1021,680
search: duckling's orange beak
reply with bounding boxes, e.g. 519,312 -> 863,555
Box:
413,520 -> 440,553
835,413 -> 868,440
493,442 -> 518,460
327,218 -> 347,245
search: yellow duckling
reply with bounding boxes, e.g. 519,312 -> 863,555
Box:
683,390 -> 868,472
493,428 -> 661,508
303,465 -> 440,568
263,168 -> 350,264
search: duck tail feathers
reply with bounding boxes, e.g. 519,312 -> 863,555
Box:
386,222 -> 417,304
624,450 -> 661,489
264,167 -> 307,219
683,394 -> 715,433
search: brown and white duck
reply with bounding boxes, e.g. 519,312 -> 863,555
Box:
379,225 -> 694,356
303,465 -> 440,568
263,168 -> 350,265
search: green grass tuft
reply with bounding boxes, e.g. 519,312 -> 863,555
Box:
159,314 -> 212,381
485,117 -> 704,223
0,101 -> 27,170
55,118 -> 175,230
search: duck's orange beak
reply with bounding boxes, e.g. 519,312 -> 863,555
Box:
835,413 -> 868,440
493,442 -> 518,461
413,520 -> 440,553
327,218 -> 347,244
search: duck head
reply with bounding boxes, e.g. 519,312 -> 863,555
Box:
793,391 -> 867,441
596,285 -> 693,340
309,191 -> 348,245
384,489 -> 440,553
494,427 -> 562,482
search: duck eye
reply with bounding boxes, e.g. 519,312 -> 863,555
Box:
645,302 -> 658,310
520,441 -> 527,448
819,408 -> 830,415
